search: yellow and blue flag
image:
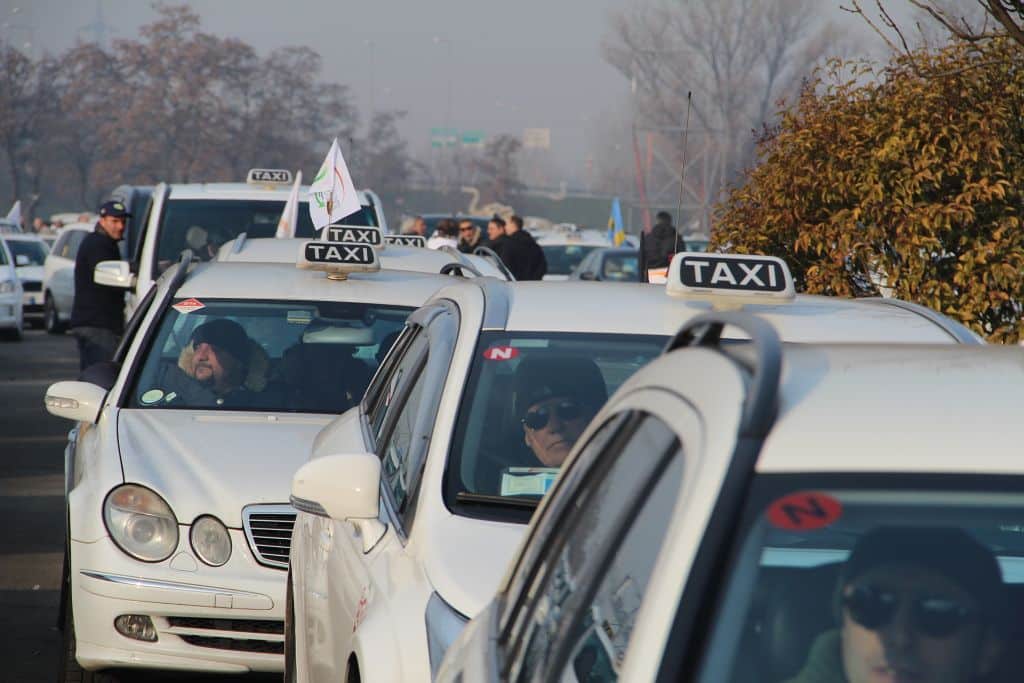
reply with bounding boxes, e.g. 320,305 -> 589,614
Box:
607,197 -> 626,246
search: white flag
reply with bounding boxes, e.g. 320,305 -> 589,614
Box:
275,170 -> 302,238
5,200 -> 21,227
307,138 -> 361,230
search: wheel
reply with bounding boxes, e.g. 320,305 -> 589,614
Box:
45,294 -> 67,334
285,571 -> 298,683
60,587 -> 121,683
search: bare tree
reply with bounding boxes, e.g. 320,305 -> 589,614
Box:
843,1 -> 1017,54
603,0 -> 841,230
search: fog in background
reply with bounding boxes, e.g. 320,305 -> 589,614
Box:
4,0 -> 918,188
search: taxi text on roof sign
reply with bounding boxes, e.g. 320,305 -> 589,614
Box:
384,234 -> 427,248
246,168 -> 293,185
325,225 -> 383,247
297,240 -> 381,279
666,252 -> 795,307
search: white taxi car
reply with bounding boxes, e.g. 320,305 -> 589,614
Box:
100,168 -> 389,317
437,311 -> 1021,683
2,232 -> 49,327
0,234 -> 23,340
286,253 -> 981,683
536,225 -> 614,281
43,235 -> 490,678
42,222 -> 94,333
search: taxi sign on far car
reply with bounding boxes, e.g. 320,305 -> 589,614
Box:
324,224 -> 384,247
667,252 -> 795,308
384,234 -> 427,248
246,168 -> 293,185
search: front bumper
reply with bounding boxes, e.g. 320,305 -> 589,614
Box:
21,285 -> 42,314
70,531 -> 286,673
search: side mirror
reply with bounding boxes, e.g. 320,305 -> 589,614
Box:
291,453 -> 385,552
94,260 -> 134,288
15,254 -> 29,266
44,380 -> 107,423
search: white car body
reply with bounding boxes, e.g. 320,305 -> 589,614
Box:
287,254 -> 979,683
0,236 -> 24,338
3,232 -> 49,324
42,223 -> 94,333
44,249 -> 482,676
118,173 -> 389,318
536,227 -> 616,281
437,318 -> 1020,682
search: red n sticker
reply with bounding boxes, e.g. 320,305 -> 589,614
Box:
766,492 -> 842,531
483,346 -> 519,361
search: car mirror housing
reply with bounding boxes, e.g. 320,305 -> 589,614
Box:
44,380 -> 108,424
291,452 -> 381,523
94,260 -> 134,288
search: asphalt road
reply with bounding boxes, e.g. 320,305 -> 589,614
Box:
0,329 -> 277,683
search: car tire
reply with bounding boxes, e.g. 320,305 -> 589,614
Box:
45,294 -> 67,334
285,570 -> 298,683
60,589 -> 121,683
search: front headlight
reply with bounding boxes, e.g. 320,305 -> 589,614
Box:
425,592 -> 470,679
103,484 -> 179,562
0,280 -> 14,294
190,515 -> 231,566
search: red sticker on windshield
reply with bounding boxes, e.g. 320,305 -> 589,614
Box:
172,298 -> 205,314
483,346 -> 519,361
766,492 -> 842,531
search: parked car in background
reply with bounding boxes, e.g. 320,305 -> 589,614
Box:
42,223 -> 93,334
2,233 -> 49,328
536,225 -> 614,281
0,237 -> 24,340
571,247 -> 640,282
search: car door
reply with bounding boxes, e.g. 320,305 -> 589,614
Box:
53,229 -> 86,314
489,366 -> 748,683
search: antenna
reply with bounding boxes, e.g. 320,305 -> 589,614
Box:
79,0 -> 114,48
674,91 -> 692,254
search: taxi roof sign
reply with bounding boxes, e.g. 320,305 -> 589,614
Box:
324,224 -> 383,247
666,252 -> 795,307
297,240 -> 380,279
247,168 -> 293,185
384,234 -> 427,248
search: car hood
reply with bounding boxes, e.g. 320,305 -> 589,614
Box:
422,510 -> 526,619
15,265 -> 43,282
117,409 -> 331,528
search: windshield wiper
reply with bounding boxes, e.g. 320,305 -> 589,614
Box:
455,491 -> 539,510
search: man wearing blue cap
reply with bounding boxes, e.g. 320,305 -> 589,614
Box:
70,200 -> 130,371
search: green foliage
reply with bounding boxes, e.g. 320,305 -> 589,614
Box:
713,39 -> 1024,342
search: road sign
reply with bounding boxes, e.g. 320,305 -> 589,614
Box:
461,130 -> 485,148
431,127 -> 458,148
522,128 -> 551,150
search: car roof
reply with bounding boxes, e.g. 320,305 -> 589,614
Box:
536,230 -> 610,247
2,233 -> 48,242
172,261 -> 459,307
452,280 -> 965,342
215,237 -> 504,278
165,183 -> 371,205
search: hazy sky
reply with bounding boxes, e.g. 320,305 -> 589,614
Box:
3,0 -> 915,185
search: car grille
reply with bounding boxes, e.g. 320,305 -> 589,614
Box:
166,617 -> 283,654
242,504 -> 296,570
21,281 -> 41,292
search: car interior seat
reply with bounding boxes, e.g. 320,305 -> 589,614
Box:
280,320 -> 373,413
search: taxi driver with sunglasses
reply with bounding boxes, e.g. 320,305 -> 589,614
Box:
786,527 -> 1007,683
513,355 -> 607,468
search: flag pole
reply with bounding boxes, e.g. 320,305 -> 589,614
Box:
674,91 -> 692,255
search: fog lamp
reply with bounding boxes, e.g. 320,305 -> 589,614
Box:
114,614 -> 157,642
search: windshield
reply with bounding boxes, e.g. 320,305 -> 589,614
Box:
695,477 -> 1024,683
601,252 -> 639,281
542,244 -> 601,276
6,239 -> 48,265
445,331 -> 665,521
128,298 -> 410,413
153,198 -> 379,274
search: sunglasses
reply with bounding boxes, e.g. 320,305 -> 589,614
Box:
459,226 -> 475,232
842,584 -> 977,639
522,400 -> 584,430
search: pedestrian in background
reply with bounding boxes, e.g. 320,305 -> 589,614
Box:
504,214 -> 547,281
457,219 -> 482,253
427,218 -> 458,250
70,200 -> 129,371
484,214 -> 508,260
643,211 -> 681,270
405,215 -> 428,237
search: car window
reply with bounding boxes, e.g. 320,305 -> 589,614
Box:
0,242 -> 7,265
7,239 -> 48,265
601,253 -> 639,282
509,415 -> 682,683
371,330 -> 428,440
691,479 -> 1024,683
379,356 -> 430,514
541,245 -> 602,276
67,230 -> 87,260
127,298 -> 410,412
445,332 -> 665,522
